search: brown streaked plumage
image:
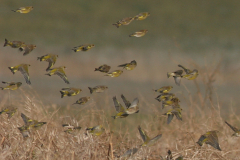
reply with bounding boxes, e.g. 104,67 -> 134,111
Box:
94,64 -> 111,73
72,97 -> 90,105
88,85 -> 108,94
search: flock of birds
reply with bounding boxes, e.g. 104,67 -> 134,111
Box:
1,5 -> 240,160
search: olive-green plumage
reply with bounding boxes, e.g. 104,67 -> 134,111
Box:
178,64 -> 199,80
72,44 -> 95,52
88,85 -> 108,94
105,70 -> 123,77
0,107 -> 17,118
86,125 -> 105,136
113,17 -> 134,28
225,121 -> 240,137
21,113 -> 47,129
19,44 -> 36,56
118,60 -> 137,71
0,81 -> 22,90
8,64 -> 31,85
72,97 -> 90,105
134,12 -> 150,20
3,39 -> 25,48
94,64 -> 111,73
45,66 -> 70,84
37,54 -> 58,71
60,87 -> 82,98
163,106 -> 182,124
138,126 -> 162,147
154,86 -> 173,93
196,130 -> 221,151
12,6 -> 33,13
155,93 -> 175,102
112,96 -> 128,119
162,97 -> 180,109
62,124 -> 81,134
129,29 -> 148,37
167,70 -> 183,86
18,125 -> 30,138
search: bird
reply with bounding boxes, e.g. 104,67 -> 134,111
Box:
162,97 -> 180,109
225,121 -> 240,137
86,125 -> 105,136
60,88 -> 82,98
112,96 -> 128,119
18,125 -> 30,138
0,107 -> 17,118
94,64 -> 111,73
178,65 -> 199,80
37,54 -> 58,71
163,106 -> 182,124
19,44 -> 36,56
121,94 -> 139,115
155,93 -> 175,102
113,17 -> 134,28
0,81 -> 22,90
153,86 -> 173,93
72,97 -> 90,105
3,39 -> 25,48
118,60 -> 137,71
45,66 -> 70,84
196,130 -> 221,151
138,126 -> 162,146
120,148 -> 138,159
8,64 -> 31,85
12,6 -> 33,13
134,12 -> 150,20
105,70 -> 123,77
21,113 -> 46,129
88,85 -> 108,94
129,29 -> 148,37
62,124 -> 81,134
72,44 -> 95,52
167,70 -> 183,86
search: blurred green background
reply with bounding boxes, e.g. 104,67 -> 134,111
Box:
1,0 -> 240,118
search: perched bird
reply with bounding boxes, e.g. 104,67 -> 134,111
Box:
138,126 -> 162,146
163,107 -> 182,124
120,148 -> 138,159
129,29 -> 148,37
113,17 -> 134,28
134,12 -> 150,20
154,86 -> 173,93
3,39 -> 25,48
72,97 -> 90,105
118,60 -> 137,71
196,130 -> 221,151
94,64 -> 111,73
8,64 -> 31,85
0,107 -> 17,118
178,65 -> 199,80
18,125 -> 30,138
86,125 -> 105,136
12,6 -> 33,13
72,44 -> 95,52
45,66 -> 70,84
155,93 -> 175,102
37,54 -> 58,71
21,113 -> 46,129
112,96 -> 128,119
0,81 -> 22,90
60,87 -> 82,98
19,44 -> 36,56
62,124 -> 81,134
167,70 -> 183,86
105,70 -> 123,77
121,94 -> 139,115
225,121 -> 240,137
88,85 -> 108,94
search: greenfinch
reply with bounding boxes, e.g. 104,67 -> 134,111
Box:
134,12 -> 150,20
163,107 -> 182,124
118,60 -> 137,71
112,96 -> 128,119
120,148 -> 138,159
178,65 -> 199,80
167,70 -> 183,86
18,125 -> 30,138
105,70 -> 123,77
225,121 -> 240,137
60,87 -> 82,98
8,64 -> 31,85
12,6 -> 33,13
19,44 -> 36,56
162,97 -> 180,109
113,17 -> 134,28
3,39 -> 25,48
138,126 -> 162,147
72,97 -> 90,105
86,125 -> 105,136
45,66 -> 70,84
129,29 -> 148,37
0,81 -> 22,90
88,85 -> 108,94
37,54 -> 58,71
121,94 -> 139,115
21,113 -> 46,129
154,86 -> 173,93
94,64 -> 111,73
0,107 -> 17,118
196,130 -> 221,151
72,44 -> 95,52
62,124 -> 81,134
155,93 -> 175,102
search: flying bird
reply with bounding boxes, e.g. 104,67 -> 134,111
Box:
105,70 -> 123,77
94,64 -> 111,73
167,70 -> 183,86
225,121 -> 240,137
37,54 -> 58,71
19,44 -> 36,56
138,126 -> 162,146
8,64 -> 31,85
60,87 -> 82,98
129,29 -> 148,37
3,39 -> 25,48
72,97 -> 90,105
86,125 -> 105,136
12,6 -> 33,13
113,17 -> 134,28
45,66 -> 70,84
0,81 -> 22,90
134,12 -> 150,20
88,85 -> 108,94
196,130 -> 221,151
72,44 -> 95,52
118,60 -> 137,71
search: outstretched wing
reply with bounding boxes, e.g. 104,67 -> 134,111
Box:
225,121 -> 239,132
121,94 -> 131,108
56,69 -> 69,84
19,65 -> 31,85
